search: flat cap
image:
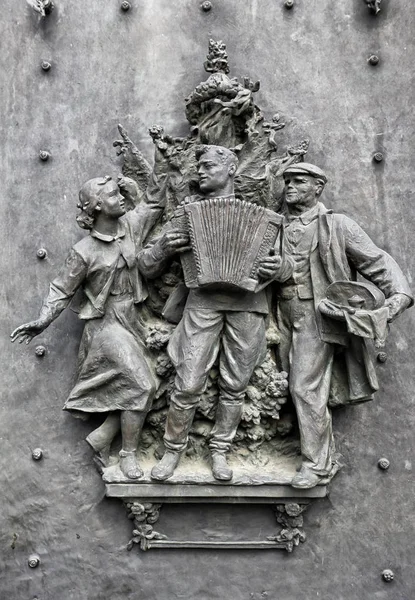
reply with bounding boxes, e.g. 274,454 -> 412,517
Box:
283,162 -> 328,183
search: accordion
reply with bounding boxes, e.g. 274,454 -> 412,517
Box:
172,197 -> 283,292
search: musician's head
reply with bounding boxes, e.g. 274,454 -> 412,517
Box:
196,145 -> 238,196
282,163 -> 327,212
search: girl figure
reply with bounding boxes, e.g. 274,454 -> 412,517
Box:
11,175 -> 165,480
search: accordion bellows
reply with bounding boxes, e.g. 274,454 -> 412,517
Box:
172,197 -> 282,292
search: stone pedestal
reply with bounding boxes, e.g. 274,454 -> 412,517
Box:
106,481 -> 326,552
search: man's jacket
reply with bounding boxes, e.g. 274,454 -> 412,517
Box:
307,203 -> 412,403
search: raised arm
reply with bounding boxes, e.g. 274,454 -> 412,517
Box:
122,170 -> 169,245
11,248 -> 87,344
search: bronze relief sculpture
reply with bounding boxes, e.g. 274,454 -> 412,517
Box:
11,40 -> 412,550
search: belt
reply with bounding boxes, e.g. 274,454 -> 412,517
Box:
278,283 -> 314,300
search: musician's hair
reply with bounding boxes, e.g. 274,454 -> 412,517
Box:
195,145 -> 239,169
76,176 -> 112,230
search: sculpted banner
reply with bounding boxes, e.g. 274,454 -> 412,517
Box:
11,40 -> 412,551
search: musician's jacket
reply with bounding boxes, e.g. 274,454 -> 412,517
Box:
276,201 -> 413,402
137,195 -> 294,317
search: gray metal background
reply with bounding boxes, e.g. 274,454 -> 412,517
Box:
1,1 -> 414,598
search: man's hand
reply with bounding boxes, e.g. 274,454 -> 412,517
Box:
10,319 -> 49,345
158,230 -> 191,257
385,293 -> 412,322
258,252 -> 285,281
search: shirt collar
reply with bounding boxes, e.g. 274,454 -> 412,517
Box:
91,223 -> 126,243
284,202 -> 321,226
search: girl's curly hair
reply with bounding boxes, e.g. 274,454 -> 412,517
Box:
76,176 -> 112,230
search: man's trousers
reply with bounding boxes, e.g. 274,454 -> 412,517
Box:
277,296 -> 335,476
164,309 -> 267,453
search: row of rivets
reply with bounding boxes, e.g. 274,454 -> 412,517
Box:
278,3 -> 381,71
272,1 -> 388,586
28,0 -> 381,19
31,1 -> 139,16
35,243 -> 47,359
201,1 -> 298,12
29,447 -> 43,568
199,1 -> 298,11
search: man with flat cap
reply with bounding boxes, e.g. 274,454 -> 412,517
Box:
276,163 -> 412,488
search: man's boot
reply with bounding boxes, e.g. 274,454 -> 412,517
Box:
151,400 -> 197,481
211,452 -> 232,481
209,397 -> 244,481
151,450 -> 181,481
291,465 -> 322,489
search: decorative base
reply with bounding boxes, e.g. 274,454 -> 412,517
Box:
106,483 -> 326,552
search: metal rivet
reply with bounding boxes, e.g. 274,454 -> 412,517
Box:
378,457 -> 390,470
377,351 -> 387,363
28,555 -> 40,568
284,0 -> 294,7
39,150 -> 50,162
368,54 -> 380,66
41,60 -> 52,72
32,448 -> 43,461
121,1 -> 131,10
382,569 -> 394,582
201,1 -> 212,11
373,152 -> 384,163
35,345 -> 46,357
36,248 -> 47,259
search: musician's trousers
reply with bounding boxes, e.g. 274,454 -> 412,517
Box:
277,296 -> 335,477
164,309 -> 267,453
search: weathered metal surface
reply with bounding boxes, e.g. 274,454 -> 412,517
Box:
1,0 -> 415,599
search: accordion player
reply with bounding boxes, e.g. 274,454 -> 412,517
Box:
171,196 -> 284,293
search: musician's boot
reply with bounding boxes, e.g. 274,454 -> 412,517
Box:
151,399 -> 197,481
209,396 -> 244,482
151,450 -> 181,481
211,452 -> 232,481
